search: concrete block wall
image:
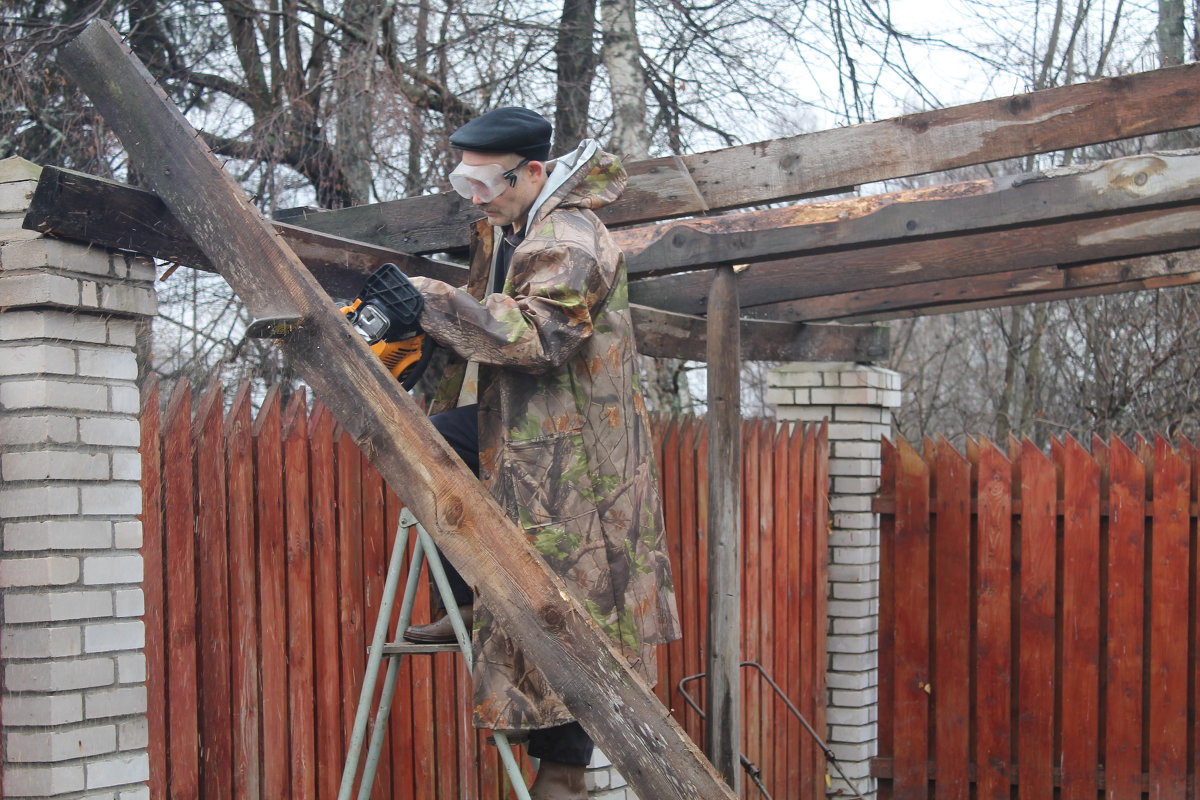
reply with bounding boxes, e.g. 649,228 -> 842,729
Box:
0,157 -> 156,799
769,361 -> 900,799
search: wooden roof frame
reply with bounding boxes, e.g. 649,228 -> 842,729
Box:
28,23 -> 1200,794
26,61 -> 1200,364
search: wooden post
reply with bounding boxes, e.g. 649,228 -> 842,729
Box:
60,20 -> 736,800
705,265 -> 741,790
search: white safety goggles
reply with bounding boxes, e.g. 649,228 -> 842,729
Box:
448,158 -> 530,202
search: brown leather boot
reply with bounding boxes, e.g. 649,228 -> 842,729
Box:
528,759 -> 587,800
402,605 -> 472,644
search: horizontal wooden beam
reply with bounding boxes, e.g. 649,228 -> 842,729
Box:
23,165 -> 467,297
630,305 -> 889,362
633,203 -> 1200,315
755,248 -> 1200,323
618,151 -> 1200,278
280,64 -> 1200,253
60,20 -> 736,800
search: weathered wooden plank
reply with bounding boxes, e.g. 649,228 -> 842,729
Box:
253,389 -> 290,799
139,378 -> 167,800
198,382 -> 236,800
163,382 -> 200,800
280,64 -> 1200,252
1060,436 -> 1100,800
222,385 -> 257,800
932,439 -> 969,800
1017,439 -> 1056,800
281,391 -> 317,800
634,203 -> 1200,316
1148,437 -> 1189,800
974,441 -> 1012,800
307,405 -> 343,799
22,165 -> 467,296
1105,436 -> 1144,800
629,304 -> 889,362
62,20 -> 734,799
878,439 -> 897,794
619,152 -> 1200,277
893,438 -> 931,800
705,267 -> 741,791
739,420 -> 762,782
810,422 -> 828,800
754,248 -> 1200,323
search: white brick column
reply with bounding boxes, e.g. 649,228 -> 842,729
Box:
0,157 -> 156,799
768,361 -> 900,799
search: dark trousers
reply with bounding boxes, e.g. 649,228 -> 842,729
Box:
429,404 -> 594,767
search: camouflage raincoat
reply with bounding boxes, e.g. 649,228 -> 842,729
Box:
411,141 -> 681,731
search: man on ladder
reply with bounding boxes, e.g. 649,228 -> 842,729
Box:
397,107 -> 681,799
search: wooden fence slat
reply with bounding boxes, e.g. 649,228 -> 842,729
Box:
1190,438 -> 1200,800
974,440 -> 1012,800
933,438 -> 969,800
756,419 -> 776,788
1148,437 -> 1189,799
893,437 -> 931,800
408,552 -> 437,799
163,382 -> 200,799
769,425 -> 788,795
282,391 -> 317,800
254,388 -> 290,798
1016,440 -> 1056,800
679,417 -> 702,744
696,423 -> 712,757
788,423 -> 807,797
308,404 -> 342,798
741,419 -> 761,796
878,437 -> 896,799
199,382 -> 236,800
356,451 -> 393,800
139,377 -> 166,800
811,422 -> 829,800
1060,436 -> 1100,800
657,418 -> 683,726
1104,437 -> 1145,800
336,430 -> 366,766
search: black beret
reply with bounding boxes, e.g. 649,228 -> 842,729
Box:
449,107 -> 553,161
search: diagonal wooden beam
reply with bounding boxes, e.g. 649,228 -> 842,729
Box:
281,64 -> 1200,253
59,20 -> 736,800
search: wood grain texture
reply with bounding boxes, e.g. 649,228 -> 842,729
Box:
704,267 -> 742,790
932,439 -> 969,800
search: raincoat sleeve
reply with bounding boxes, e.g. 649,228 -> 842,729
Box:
410,239 -> 615,374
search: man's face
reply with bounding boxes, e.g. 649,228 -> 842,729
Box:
454,150 -> 543,230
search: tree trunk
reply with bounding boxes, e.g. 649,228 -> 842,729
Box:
1158,0 -> 1186,65
600,0 -> 648,158
554,0 -> 598,153
334,0 -> 382,206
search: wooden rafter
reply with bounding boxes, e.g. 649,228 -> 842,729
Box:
277,63 -> 1200,253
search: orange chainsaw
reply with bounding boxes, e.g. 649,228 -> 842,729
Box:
246,262 -> 432,390
340,262 -> 433,390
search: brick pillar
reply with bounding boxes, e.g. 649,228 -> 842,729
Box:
0,157 -> 157,798
768,361 -> 901,799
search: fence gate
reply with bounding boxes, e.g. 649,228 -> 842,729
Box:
139,378 -> 829,800
875,434 -> 1200,800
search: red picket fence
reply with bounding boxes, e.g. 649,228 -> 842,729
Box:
139,377 -> 829,800
875,434 -> 1200,800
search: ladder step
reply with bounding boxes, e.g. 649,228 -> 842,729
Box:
372,642 -> 462,655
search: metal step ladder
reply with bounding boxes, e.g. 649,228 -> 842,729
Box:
338,509 -> 532,800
